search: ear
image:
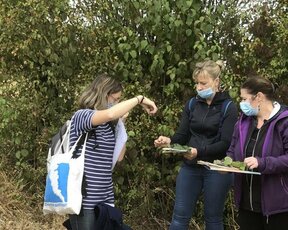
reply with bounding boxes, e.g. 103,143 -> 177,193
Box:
256,92 -> 265,102
214,77 -> 220,88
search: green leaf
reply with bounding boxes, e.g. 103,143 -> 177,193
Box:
140,40 -> 148,50
166,45 -> 172,52
175,20 -> 182,27
128,131 -> 135,137
130,50 -> 137,58
62,36 -> 68,44
117,176 -> 124,185
186,15 -> 193,26
212,52 -> 218,61
124,52 -> 129,61
186,29 -> 192,36
45,48 -> 51,55
186,1 -> 192,7
223,156 -> 233,166
16,151 -> 21,159
132,2 -> 140,9
21,149 -> 29,157
200,23 -> 214,33
170,73 -> 175,80
15,137 -> 21,145
148,45 -> 155,54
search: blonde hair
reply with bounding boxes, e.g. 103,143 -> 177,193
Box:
78,74 -> 123,110
192,60 -> 225,81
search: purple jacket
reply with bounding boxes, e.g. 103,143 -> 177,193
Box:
227,108 -> 288,216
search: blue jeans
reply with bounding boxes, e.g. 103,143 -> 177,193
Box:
69,209 -> 96,230
169,164 -> 233,230
69,209 -> 132,230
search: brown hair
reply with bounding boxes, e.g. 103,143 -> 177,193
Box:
78,74 -> 123,110
241,76 -> 275,101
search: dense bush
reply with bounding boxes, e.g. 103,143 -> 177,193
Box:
0,0 -> 287,229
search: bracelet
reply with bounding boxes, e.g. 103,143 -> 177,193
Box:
136,96 -> 140,104
140,96 -> 145,104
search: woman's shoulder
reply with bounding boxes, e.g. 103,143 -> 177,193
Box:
71,109 -> 96,124
272,104 -> 288,120
275,105 -> 288,124
73,109 -> 95,117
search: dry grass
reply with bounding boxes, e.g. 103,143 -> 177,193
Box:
0,170 -> 66,230
0,168 -> 205,230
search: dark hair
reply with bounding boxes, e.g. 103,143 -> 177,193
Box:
241,76 -> 276,101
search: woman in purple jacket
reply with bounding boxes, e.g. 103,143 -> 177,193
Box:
226,76 -> 288,230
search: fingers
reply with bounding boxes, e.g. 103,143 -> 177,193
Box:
141,97 -> 158,114
154,136 -> 170,147
183,149 -> 196,160
122,112 -> 129,119
244,157 -> 259,169
142,103 -> 158,114
183,152 -> 194,160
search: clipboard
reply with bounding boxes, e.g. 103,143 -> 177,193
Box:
161,147 -> 189,154
197,160 -> 261,175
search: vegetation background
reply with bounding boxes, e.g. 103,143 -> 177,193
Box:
0,0 -> 287,229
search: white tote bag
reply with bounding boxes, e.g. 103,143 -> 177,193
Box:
43,133 -> 88,215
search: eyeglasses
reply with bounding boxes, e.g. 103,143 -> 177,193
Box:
109,94 -> 121,103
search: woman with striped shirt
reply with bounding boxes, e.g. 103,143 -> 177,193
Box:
68,74 -> 157,230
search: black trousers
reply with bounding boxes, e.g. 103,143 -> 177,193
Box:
237,209 -> 288,230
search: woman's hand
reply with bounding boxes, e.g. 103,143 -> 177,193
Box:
140,96 -> 158,114
121,112 -> 129,123
244,157 -> 259,169
184,148 -> 198,160
154,136 -> 171,147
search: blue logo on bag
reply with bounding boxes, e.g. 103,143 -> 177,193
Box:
44,163 -> 69,203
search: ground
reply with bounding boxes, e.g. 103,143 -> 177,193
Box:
0,171 -> 66,230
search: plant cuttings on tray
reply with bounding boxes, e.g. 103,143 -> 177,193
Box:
213,156 -> 247,171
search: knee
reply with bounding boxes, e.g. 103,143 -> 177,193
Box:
204,211 -> 223,224
170,213 -> 191,230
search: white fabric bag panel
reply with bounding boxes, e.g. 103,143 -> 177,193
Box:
43,133 -> 87,215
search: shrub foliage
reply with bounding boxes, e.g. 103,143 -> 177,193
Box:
0,0 -> 287,228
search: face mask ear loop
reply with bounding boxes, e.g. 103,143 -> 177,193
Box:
253,93 -> 260,112
212,77 -> 220,92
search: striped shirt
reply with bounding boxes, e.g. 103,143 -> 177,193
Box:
69,109 -> 115,209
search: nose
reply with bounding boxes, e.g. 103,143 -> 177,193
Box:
196,83 -> 203,91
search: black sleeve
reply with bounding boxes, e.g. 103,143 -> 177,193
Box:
197,102 -> 238,158
170,101 -> 191,145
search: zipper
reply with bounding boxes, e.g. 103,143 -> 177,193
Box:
200,105 -> 210,146
248,128 -> 261,211
201,105 -> 210,127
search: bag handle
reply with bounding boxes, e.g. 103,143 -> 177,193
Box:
58,121 -> 72,154
71,132 -> 88,158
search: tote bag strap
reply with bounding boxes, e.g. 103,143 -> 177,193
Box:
71,132 -> 88,158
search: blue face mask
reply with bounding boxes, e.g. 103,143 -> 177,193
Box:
197,87 -> 214,99
107,102 -> 115,108
240,101 -> 258,116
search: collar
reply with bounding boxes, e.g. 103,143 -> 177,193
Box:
268,101 -> 281,119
